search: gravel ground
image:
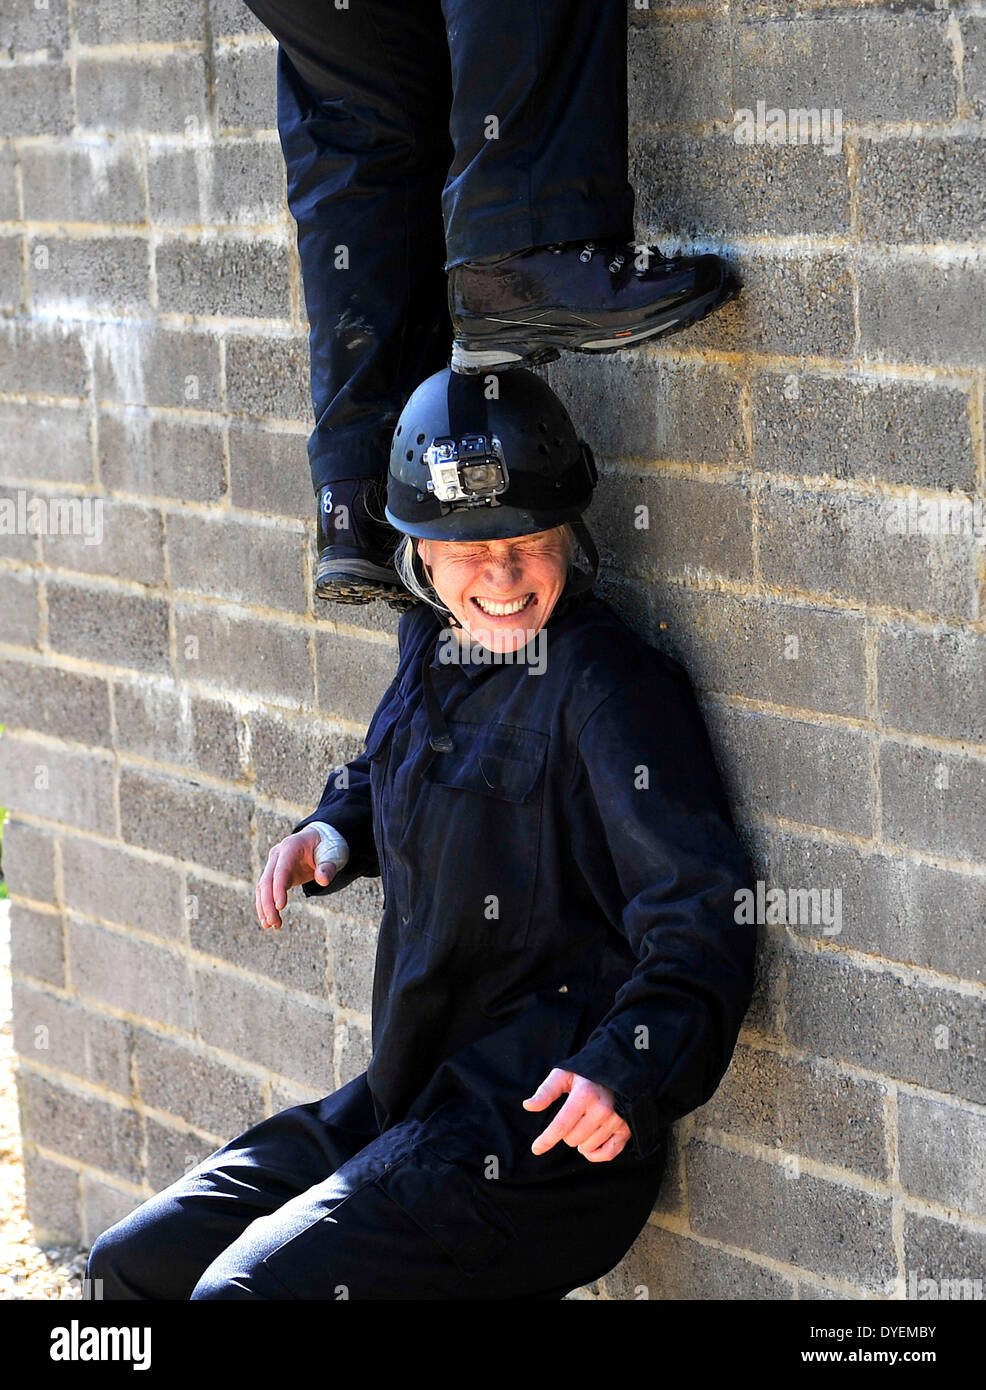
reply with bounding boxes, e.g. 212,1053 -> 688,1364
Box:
0,898 -> 90,1301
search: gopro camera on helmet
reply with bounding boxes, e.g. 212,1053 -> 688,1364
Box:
424,434 -> 509,507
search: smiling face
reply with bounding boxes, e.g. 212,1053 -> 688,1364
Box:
416,526 -> 573,652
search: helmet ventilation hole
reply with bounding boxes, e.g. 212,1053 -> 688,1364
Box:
416,432 -> 426,444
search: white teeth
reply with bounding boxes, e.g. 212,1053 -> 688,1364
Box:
474,594 -> 532,616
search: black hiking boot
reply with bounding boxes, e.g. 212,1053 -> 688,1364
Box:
315,477 -> 416,610
448,239 -> 740,374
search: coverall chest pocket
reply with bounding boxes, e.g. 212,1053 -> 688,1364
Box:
412,721 -> 548,953
362,688 -> 402,766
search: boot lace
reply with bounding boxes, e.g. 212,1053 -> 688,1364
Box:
545,239 -> 676,277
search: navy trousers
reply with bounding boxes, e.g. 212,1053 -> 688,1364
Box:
85,1072 -> 666,1300
240,0 -> 636,488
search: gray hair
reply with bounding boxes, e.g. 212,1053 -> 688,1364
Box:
392,525 -> 578,615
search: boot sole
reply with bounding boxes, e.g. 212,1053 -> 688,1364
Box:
450,275 -> 742,374
316,556 -> 415,608
315,577 -> 418,610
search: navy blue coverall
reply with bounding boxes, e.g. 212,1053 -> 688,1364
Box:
240,0 -> 637,490
86,586 -> 757,1300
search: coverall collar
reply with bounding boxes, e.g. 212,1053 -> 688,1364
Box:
421,582 -> 594,749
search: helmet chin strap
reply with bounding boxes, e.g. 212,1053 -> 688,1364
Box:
411,540 -> 460,753
566,516 -> 599,597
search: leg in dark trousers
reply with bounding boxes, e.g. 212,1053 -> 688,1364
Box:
84,1074 -> 381,1300
85,1073 -> 666,1300
242,0 -> 456,491
438,0 -> 634,266
240,0 -> 633,491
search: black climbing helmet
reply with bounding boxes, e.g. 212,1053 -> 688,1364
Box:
385,367 -> 598,541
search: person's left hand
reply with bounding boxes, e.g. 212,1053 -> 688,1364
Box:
523,1069 -> 632,1162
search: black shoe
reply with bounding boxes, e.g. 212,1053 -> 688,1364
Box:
448,239 -> 740,374
315,477 -> 417,609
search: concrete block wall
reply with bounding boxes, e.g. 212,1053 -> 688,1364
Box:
0,0 -> 983,1298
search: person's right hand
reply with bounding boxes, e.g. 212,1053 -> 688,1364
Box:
255,828 -> 339,930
